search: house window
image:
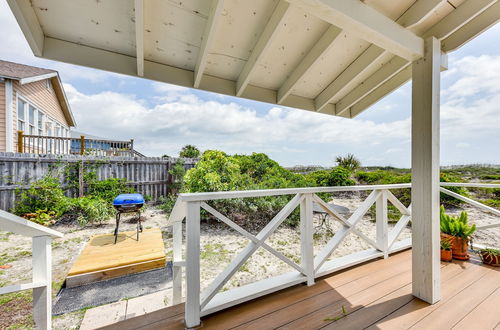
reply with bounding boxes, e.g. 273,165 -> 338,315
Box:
38,112 -> 44,135
17,98 -> 26,131
46,79 -> 52,91
55,124 -> 61,137
45,121 -> 53,137
28,105 -> 36,135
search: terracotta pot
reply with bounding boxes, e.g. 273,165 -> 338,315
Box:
440,249 -> 452,262
451,236 -> 470,260
440,233 -> 470,260
479,251 -> 500,267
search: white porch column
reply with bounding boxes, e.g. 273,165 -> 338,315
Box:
411,37 -> 441,304
5,80 -> 14,152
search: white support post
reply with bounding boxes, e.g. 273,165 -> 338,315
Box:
32,236 -> 52,330
300,193 -> 314,286
411,36 -> 441,304
172,220 -> 183,305
376,190 -> 388,258
185,202 -> 201,328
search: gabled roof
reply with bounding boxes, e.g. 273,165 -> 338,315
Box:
0,59 -> 56,82
0,59 -> 76,127
6,0 -> 500,118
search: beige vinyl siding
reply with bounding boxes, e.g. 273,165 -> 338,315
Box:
13,79 -> 70,149
0,81 -> 5,151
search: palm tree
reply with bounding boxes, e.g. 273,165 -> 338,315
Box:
335,153 -> 361,172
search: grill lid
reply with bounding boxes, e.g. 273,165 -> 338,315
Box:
113,193 -> 145,206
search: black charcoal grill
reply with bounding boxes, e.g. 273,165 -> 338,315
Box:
112,193 -> 145,243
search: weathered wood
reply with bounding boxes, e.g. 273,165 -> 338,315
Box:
0,153 -> 197,210
411,36 -> 441,304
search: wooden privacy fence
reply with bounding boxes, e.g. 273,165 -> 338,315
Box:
0,152 -> 197,211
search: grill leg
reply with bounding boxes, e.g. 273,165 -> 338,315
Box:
137,211 -> 142,241
114,212 -> 120,244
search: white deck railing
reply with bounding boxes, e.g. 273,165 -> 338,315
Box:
168,182 -> 500,328
0,210 -> 63,330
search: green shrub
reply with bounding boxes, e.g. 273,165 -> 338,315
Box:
62,197 -> 114,226
158,195 -> 177,214
179,145 -> 200,158
87,178 -> 133,202
306,167 -> 355,187
183,151 -> 312,227
13,176 -> 69,217
24,209 -> 56,226
439,172 -> 469,205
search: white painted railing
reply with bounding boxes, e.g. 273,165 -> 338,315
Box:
0,210 -> 63,330
168,184 -> 414,328
168,182 -> 500,327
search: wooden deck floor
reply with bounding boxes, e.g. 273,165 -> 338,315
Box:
101,250 -> 500,330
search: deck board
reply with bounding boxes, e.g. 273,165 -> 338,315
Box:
99,250 -> 500,330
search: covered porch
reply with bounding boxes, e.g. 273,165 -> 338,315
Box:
100,249 -> 500,330
6,0 -> 500,329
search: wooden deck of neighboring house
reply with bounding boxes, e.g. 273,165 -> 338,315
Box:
100,249 -> 500,329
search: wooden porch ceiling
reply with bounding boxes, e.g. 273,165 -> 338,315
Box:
100,249 -> 500,329
7,0 -> 500,118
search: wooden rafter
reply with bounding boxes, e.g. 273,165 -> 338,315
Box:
194,0 -> 224,88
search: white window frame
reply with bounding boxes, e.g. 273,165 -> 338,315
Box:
16,93 -> 70,136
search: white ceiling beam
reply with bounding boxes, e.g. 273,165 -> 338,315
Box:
335,56 -> 409,116
194,0 -> 224,88
423,0 -> 497,40
134,0 -> 144,77
349,66 -> 411,118
315,44 -> 386,112
6,0 -> 44,56
42,36 -> 319,113
398,0 -> 449,28
285,0 -> 424,61
442,1 -> 500,52
314,0 -> 442,112
236,0 -> 290,96
277,25 -> 342,104
338,0 -> 496,118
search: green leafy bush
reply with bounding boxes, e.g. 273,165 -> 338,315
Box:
61,197 -> 114,226
87,178 -> 133,202
183,151 -> 313,227
13,176 -> 69,217
306,167 -> 355,187
440,206 -> 476,238
179,145 -> 201,158
24,209 -> 57,226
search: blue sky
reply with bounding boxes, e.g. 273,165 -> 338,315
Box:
1,2 -> 499,168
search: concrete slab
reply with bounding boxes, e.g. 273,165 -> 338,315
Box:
125,290 -> 168,319
79,300 -> 127,330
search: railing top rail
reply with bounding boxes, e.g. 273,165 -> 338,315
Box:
440,182 -> 500,188
178,183 -> 412,202
22,134 -> 73,141
177,182 -> 500,202
0,209 -> 63,238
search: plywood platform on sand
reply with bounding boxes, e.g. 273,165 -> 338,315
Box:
66,228 -> 166,287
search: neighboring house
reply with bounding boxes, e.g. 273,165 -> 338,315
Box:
0,60 -> 75,152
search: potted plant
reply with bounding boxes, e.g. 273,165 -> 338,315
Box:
478,248 -> 500,267
440,238 -> 453,262
440,206 -> 476,260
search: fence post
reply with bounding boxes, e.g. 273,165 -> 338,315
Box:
185,201 -> 201,328
376,190 -> 388,258
300,193 -> 315,285
32,236 -> 52,330
80,135 -> 85,155
78,159 -> 84,197
17,131 -> 24,153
